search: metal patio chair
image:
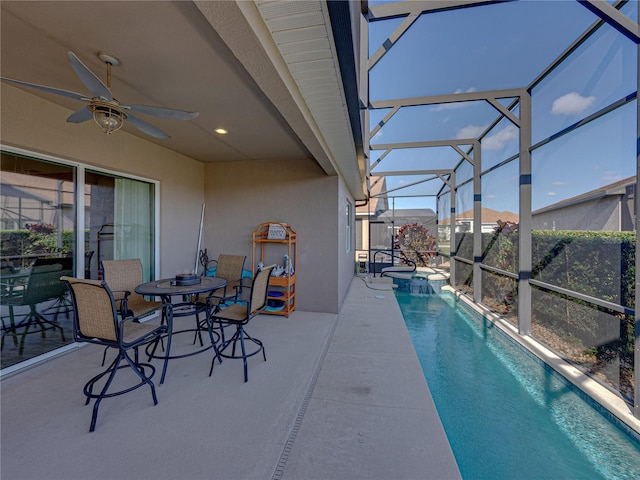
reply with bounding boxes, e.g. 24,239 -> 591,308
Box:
3,263 -> 72,353
206,264 -> 274,382
61,276 -> 167,432
100,259 -> 163,365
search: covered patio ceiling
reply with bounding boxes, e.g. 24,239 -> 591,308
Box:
0,1 -> 364,198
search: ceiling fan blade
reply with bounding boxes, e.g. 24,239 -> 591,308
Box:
67,51 -> 112,101
127,113 -> 170,139
66,107 -> 93,124
1,77 -> 89,101
124,104 -> 199,121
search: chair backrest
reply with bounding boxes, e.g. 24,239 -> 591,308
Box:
214,255 -> 246,283
23,263 -> 72,304
101,258 -> 145,303
61,276 -> 119,342
249,265 -> 275,315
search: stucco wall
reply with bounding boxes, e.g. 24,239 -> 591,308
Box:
338,176 -> 355,308
1,84 -> 205,277
532,196 -> 622,231
203,158 -> 343,313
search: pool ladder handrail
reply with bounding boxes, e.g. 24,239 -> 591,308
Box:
372,250 -> 417,277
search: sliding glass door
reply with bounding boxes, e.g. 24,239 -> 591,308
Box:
1,150 -> 156,370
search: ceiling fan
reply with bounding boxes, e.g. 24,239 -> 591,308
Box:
1,51 -> 199,139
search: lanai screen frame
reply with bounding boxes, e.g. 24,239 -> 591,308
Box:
361,0 -> 640,418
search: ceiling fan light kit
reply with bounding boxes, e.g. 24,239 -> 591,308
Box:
90,101 -> 127,134
1,50 -> 198,138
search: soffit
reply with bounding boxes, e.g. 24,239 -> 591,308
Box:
255,0 -> 360,184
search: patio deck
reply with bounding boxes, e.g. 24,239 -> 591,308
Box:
0,277 -> 460,480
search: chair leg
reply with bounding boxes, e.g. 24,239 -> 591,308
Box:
239,327 -> 248,383
7,306 -> 19,347
217,324 -> 265,382
84,347 -> 158,432
206,320 -> 223,377
101,346 -> 110,366
123,351 -> 158,406
192,313 -> 205,347
88,354 -> 123,432
17,306 -> 66,355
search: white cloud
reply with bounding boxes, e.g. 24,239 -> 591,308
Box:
482,124 -> 518,150
552,181 -> 568,187
601,171 -> 623,183
456,124 -> 486,139
432,87 -> 478,111
547,192 -> 557,197
551,92 -> 596,115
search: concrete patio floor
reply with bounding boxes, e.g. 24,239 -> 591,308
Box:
1,277 -> 460,480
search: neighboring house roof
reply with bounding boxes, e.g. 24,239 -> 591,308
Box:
532,176 -> 635,215
378,208 -> 436,218
1,171 -> 78,206
440,207 -> 519,225
357,175 -> 389,216
0,183 -> 51,203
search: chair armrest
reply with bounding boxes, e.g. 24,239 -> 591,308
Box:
111,289 -> 131,318
110,289 -> 130,301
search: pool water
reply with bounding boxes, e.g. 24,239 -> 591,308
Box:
396,291 -> 640,480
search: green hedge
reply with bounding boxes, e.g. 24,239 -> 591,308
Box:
453,230 -> 635,394
456,230 -> 635,308
1,229 -> 74,267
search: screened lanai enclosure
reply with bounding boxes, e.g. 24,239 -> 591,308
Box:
360,1 -> 639,418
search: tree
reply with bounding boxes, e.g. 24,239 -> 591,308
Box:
394,223 -> 436,267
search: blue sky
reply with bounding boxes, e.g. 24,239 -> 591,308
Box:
366,0 -> 637,215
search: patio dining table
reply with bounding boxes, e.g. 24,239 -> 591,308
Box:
135,275 -> 227,384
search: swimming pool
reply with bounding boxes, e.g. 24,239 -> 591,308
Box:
396,290 -> 640,480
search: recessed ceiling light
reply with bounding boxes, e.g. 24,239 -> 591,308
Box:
215,128 -> 228,135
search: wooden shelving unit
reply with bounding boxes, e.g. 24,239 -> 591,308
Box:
252,222 -> 296,317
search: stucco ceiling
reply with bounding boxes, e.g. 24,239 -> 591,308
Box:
0,1 -> 364,197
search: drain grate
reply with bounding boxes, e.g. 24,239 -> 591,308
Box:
271,313 -> 340,480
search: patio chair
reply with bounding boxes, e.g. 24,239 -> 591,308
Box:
101,259 -> 162,320
101,259 -> 163,365
196,252 -> 246,345
61,276 -> 167,432
206,264 -> 275,382
199,250 -> 247,306
3,263 -> 72,354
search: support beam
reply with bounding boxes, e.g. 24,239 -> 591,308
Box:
370,88 -> 522,109
368,0 -> 512,20
371,139 -> 476,150
487,97 -> 521,127
450,171 -> 457,287
518,91 -> 533,336
369,149 -> 391,171
472,142 -> 482,304
634,13 -> 640,419
372,169 -> 456,177
578,0 -> 640,43
368,10 -> 422,71
370,106 -> 400,138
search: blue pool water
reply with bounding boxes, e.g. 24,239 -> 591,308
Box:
396,291 -> 640,480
